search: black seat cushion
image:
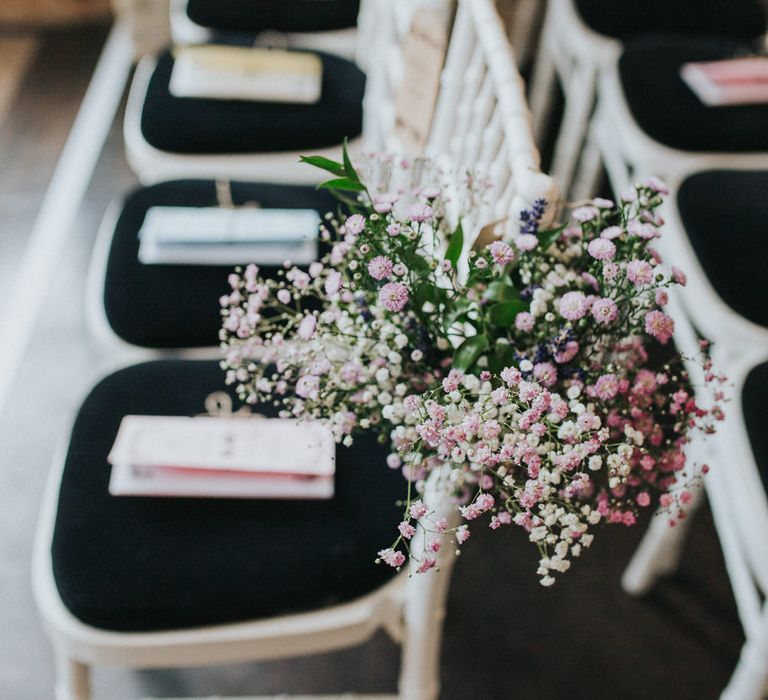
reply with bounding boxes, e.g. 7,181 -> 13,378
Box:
187,0 -> 360,34
103,180 -> 336,348
575,0 -> 766,40
677,170 -> 768,328
51,360 -> 405,632
140,49 -> 365,154
742,362 -> 768,492
619,35 -> 768,152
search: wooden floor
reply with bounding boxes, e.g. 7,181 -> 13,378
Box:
0,22 -> 746,700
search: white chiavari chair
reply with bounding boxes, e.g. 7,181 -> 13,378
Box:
528,0 -> 766,199
34,3 -> 556,699
170,0 -> 361,62
618,169 -> 768,699
123,0 -> 404,186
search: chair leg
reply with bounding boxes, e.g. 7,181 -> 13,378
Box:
54,650 -> 91,700
721,633 -> 768,700
550,67 -> 596,199
397,475 -> 460,700
570,120 -> 604,201
622,487 -> 704,596
528,16 -> 557,146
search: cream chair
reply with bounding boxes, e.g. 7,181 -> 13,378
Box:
170,0 -> 361,62
35,3 -> 556,699
528,0 -> 766,198
617,170 -> 768,699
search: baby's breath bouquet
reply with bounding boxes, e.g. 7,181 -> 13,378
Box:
220,148 -> 725,585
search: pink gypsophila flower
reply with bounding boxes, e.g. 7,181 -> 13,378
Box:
324,270 -> 342,296
587,238 -> 616,261
378,548 -> 405,568
626,259 -> 654,285
573,206 -> 598,222
297,315 -> 317,340
407,203 -> 434,223
515,312 -> 535,332
628,220 -> 658,239
559,291 -> 587,321
533,362 -> 557,387
410,500 -> 429,519
591,297 -> 618,325
488,241 -> 515,266
671,266 -> 687,286
644,310 -> 675,344
379,282 -> 409,312
515,234 -> 538,251
368,255 -> 393,280
345,214 -> 366,235
295,374 -> 320,399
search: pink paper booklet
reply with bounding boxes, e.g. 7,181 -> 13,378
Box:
680,56 -> 768,106
107,415 -> 335,499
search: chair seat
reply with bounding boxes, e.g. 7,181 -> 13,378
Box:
619,36 -> 768,153
742,362 -> 768,492
51,360 -> 405,632
140,49 -> 365,155
677,170 -> 768,328
574,0 -> 766,40
103,180 -> 335,348
186,0 -> 360,34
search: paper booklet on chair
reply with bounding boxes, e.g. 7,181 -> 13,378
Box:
169,45 -> 323,104
107,416 -> 335,499
137,206 -> 320,266
680,56 -> 768,106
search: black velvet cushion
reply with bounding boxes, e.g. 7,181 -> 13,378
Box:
187,0 -> 360,34
677,170 -> 768,328
51,360 -> 405,632
619,36 -> 768,152
742,362 -> 768,492
103,180 -> 336,348
140,49 -> 365,154
574,0 -> 766,40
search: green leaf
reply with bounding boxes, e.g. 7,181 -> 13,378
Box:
488,300 -> 528,327
414,283 -> 440,308
317,178 -> 366,192
342,138 -> 360,183
538,223 -> 567,250
408,254 -> 432,273
484,279 -> 517,303
299,155 -> 345,177
444,221 -> 464,267
453,334 -> 490,371
489,343 -> 517,374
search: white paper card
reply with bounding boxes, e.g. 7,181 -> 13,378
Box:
108,415 -> 335,475
169,45 -> 323,104
137,206 -> 320,266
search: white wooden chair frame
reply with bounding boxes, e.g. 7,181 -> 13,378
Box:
618,175 -> 768,698
169,0 -> 361,63
99,0 -> 425,356
124,0 -> 394,186
33,419 -> 461,700
428,0 -> 558,239
123,53 -> 365,186
572,60 -> 768,201
527,0 -> 621,198
36,3 -> 557,699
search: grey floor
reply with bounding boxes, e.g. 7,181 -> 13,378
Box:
0,22 -> 748,700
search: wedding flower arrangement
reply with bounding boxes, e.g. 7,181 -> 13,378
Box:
219,149 -> 725,585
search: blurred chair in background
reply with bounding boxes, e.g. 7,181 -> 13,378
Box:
528,0 -> 766,197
